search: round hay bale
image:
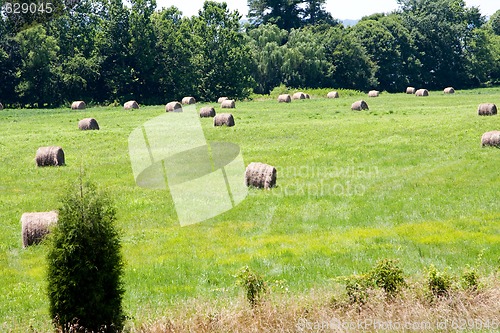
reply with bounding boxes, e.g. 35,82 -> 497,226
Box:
444,87 -> 455,94
213,113 -> 235,127
415,89 -> 429,97
71,101 -> 86,110
78,118 -> 99,131
478,103 -> 497,116
368,90 -> 379,97
200,106 -> 216,118
21,211 -> 58,247
481,131 -> 500,147
278,94 -> 292,103
351,100 -> 369,111
218,97 -> 229,104
165,101 -> 183,112
327,91 -> 339,99
182,96 -> 196,105
406,87 -> 416,94
304,93 -> 310,99
245,162 -> 277,189
292,92 -> 306,100
221,99 -> 236,109
78,118 -> 99,130
124,100 -> 139,109
35,146 -> 65,167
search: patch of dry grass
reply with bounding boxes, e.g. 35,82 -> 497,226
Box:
131,275 -> 500,333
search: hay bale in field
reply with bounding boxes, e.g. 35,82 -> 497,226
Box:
124,100 -> 139,109
214,113 -> 235,127
292,92 -> 306,100
415,89 -> 429,97
245,162 -> 277,189
71,101 -> 86,110
21,211 -> 58,247
78,118 -> 99,130
182,96 -> 196,105
165,101 -> 182,112
406,87 -> 416,94
481,131 -> 500,147
351,100 -> 369,111
278,94 -> 292,103
218,97 -> 229,104
304,93 -> 310,99
221,99 -> 236,109
444,87 -> 455,94
200,106 -> 216,118
35,146 -> 65,167
478,103 -> 497,116
327,91 -> 339,99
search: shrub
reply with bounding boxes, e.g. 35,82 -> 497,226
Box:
342,259 -> 406,305
344,274 -> 373,305
427,265 -> 452,297
236,266 -> 267,308
47,181 -> 125,332
461,266 -> 480,291
369,259 -> 406,297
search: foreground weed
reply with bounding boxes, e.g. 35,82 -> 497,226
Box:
461,266 -> 480,291
341,258 -> 406,305
369,259 -> 406,297
427,265 -> 452,298
236,266 -> 267,308
344,274 -> 373,305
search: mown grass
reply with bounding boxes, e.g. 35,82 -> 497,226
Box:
1,88 -> 500,331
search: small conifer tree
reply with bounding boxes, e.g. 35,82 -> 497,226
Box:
47,181 -> 124,332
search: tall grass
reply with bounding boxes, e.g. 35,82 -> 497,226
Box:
133,275 -> 500,333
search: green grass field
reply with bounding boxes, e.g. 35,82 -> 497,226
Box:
1,89 -> 500,331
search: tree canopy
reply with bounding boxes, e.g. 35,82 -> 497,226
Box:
0,0 -> 499,107
247,0 -> 337,30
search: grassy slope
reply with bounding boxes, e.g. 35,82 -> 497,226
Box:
1,89 -> 499,331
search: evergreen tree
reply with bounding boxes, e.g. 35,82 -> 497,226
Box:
47,181 -> 125,332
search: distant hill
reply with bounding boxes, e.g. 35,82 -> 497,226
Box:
342,19 -> 359,26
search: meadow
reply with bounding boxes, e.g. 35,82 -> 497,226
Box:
1,88 -> 499,331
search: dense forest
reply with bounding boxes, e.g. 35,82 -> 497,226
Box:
1,0 -> 500,107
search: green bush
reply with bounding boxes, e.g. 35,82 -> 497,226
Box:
342,259 -> 406,305
47,181 -> 125,332
427,265 -> 452,298
369,259 -> 406,297
461,266 -> 480,291
236,266 -> 267,308
344,274 -> 372,305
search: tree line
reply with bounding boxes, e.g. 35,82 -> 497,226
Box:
1,0 -> 500,107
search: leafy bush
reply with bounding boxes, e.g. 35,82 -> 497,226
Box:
461,266 -> 480,291
236,266 -> 267,308
47,181 -> 125,332
344,274 -> 372,305
342,259 -> 406,305
426,265 -> 452,297
369,259 -> 406,297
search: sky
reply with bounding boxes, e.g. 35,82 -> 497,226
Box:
155,0 -> 499,20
